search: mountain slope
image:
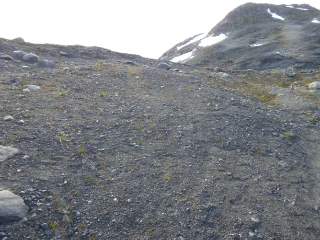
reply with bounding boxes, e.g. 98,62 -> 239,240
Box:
160,3 -> 320,71
0,36 -> 320,239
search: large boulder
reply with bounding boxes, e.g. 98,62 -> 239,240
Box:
22,53 -> 39,63
0,190 -> 29,223
309,81 -> 320,89
0,145 -> 19,162
11,50 -> 27,60
158,62 -> 171,70
38,60 -> 56,68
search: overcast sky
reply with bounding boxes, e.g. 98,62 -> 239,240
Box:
1,0 -> 320,59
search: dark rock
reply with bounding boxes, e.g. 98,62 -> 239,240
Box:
4,77 -> 18,85
124,61 -> 138,66
11,50 -> 27,60
22,53 -> 39,63
158,62 -> 171,70
0,53 -> 13,61
285,68 -> 296,77
38,60 -> 56,68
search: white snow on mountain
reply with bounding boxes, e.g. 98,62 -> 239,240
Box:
198,33 -> 227,47
312,18 -> 320,23
250,43 -> 264,47
177,33 -> 206,50
267,8 -> 285,20
171,50 -> 194,62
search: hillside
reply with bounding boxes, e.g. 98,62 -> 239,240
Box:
160,3 -> 320,71
0,35 -> 320,240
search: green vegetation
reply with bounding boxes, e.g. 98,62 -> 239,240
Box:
77,146 -> 86,154
283,131 -> 294,139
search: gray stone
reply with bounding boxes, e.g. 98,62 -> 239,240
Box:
22,53 -> 39,63
59,51 -> 69,56
25,85 -> 41,91
12,37 -> 25,43
309,81 -> 320,89
0,105 -> 3,111
38,60 -> 56,68
215,72 -> 232,78
158,62 -> 171,70
0,53 -> 13,61
284,68 -> 296,77
11,50 -> 27,60
48,50 -> 58,57
0,145 -> 19,162
40,223 -> 49,230
3,116 -> 14,121
0,190 -> 29,223
4,77 -> 18,85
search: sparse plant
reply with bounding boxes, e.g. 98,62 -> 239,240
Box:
94,60 -> 106,71
283,131 -> 294,139
164,173 -> 171,181
309,117 -> 317,125
49,221 -> 59,229
77,146 -> 86,154
85,173 -> 95,182
191,203 -> 197,211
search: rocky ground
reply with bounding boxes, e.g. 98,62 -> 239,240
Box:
0,38 -> 320,239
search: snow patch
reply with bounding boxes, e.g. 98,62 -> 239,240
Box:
177,34 -> 206,50
286,5 -> 294,8
250,43 -> 264,47
296,8 -> 308,11
198,33 -> 227,47
312,18 -> 320,23
267,8 -> 285,20
171,50 -> 194,62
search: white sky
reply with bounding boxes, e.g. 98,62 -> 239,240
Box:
1,0 -> 319,59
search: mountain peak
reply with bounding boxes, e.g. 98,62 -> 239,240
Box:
160,3 -> 320,71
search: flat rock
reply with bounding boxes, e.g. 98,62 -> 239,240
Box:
59,51 -> 69,56
0,190 -> 29,223
38,60 -> 56,68
0,145 -> 19,162
0,53 -> 13,61
22,53 -> 39,63
309,81 -> 320,89
25,85 -> 41,90
11,50 -> 27,60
